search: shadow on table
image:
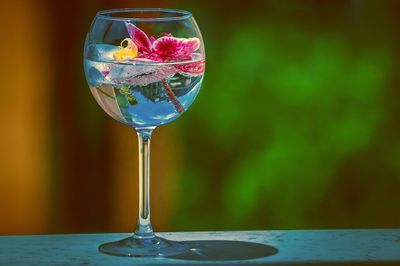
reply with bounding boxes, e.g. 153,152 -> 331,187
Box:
167,240 -> 278,261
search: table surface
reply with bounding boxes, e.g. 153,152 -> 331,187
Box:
1,229 -> 400,265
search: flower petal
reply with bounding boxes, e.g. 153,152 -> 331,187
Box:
175,58 -> 205,76
149,36 -> 156,45
113,39 -> 138,61
160,32 -> 172,37
101,70 -> 110,76
136,53 -> 164,62
152,37 -> 201,60
126,23 -> 152,53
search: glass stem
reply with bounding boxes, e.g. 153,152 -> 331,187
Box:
135,127 -> 156,238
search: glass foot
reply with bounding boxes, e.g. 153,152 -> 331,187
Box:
98,235 -> 189,257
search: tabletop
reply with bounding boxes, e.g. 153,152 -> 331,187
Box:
1,229 -> 400,265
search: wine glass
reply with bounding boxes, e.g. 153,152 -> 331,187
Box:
83,8 -> 205,257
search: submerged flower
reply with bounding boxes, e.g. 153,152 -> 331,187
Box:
174,55 -> 205,75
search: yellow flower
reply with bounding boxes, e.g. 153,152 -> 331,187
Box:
113,38 -> 138,61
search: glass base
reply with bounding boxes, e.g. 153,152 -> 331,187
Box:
98,235 -> 189,257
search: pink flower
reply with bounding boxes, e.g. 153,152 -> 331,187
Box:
126,23 -> 205,75
108,23 -> 206,114
126,23 -> 152,53
152,36 -> 200,60
137,53 -> 163,62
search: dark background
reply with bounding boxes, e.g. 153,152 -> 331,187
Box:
1,0 -> 400,235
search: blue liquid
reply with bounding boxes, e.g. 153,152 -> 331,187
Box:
84,59 -> 203,128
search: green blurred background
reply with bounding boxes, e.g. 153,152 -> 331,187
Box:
1,0 -> 400,235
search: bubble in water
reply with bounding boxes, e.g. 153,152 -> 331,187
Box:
108,64 -> 177,86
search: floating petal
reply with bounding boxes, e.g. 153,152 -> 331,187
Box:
149,36 -> 156,45
152,37 -> 201,60
113,39 -> 138,61
126,23 -> 152,52
137,53 -> 164,62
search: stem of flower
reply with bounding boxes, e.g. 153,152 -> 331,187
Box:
161,79 -> 184,113
120,84 -> 138,105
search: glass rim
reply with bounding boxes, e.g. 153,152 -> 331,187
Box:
96,8 -> 193,22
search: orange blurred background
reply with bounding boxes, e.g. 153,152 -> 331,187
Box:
0,0 -> 184,235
